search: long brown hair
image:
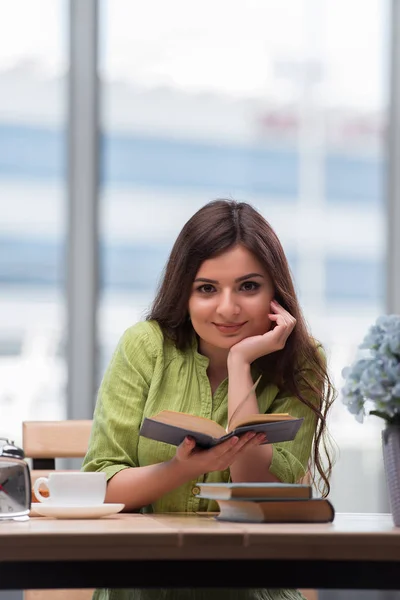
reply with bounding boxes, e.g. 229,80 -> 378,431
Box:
148,199 -> 336,496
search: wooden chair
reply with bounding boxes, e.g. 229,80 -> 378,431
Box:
23,420 -> 318,600
23,419 -> 92,476
23,420 -> 94,600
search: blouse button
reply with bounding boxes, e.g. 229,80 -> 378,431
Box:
192,485 -> 201,496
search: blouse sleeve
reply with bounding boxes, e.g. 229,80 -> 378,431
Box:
268,346 -> 326,483
81,322 -> 157,482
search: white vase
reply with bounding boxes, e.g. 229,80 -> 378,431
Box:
382,424 -> 400,527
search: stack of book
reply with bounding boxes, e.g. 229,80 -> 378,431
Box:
195,482 -> 335,523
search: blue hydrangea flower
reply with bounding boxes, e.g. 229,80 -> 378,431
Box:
342,314 -> 400,424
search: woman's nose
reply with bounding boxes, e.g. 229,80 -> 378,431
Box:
216,291 -> 240,317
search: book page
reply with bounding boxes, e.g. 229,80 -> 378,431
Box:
229,412 -> 293,431
151,410 -> 227,439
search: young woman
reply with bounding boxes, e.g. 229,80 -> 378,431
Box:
82,199 -> 335,600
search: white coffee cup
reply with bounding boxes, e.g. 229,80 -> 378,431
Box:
33,472 -> 107,506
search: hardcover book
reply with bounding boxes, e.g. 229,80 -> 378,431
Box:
195,482 -> 312,500
215,497 -> 335,523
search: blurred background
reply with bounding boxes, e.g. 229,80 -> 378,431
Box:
0,2 -> 398,595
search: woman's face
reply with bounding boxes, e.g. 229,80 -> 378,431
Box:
188,244 -> 275,352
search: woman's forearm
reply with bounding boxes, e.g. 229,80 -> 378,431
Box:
105,458 -> 191,511
227,358 -> 257,425
227,355 -> 279,483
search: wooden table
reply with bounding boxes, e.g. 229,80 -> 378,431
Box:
0,512 -> 399,591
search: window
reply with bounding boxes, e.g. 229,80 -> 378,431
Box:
0,0 -> 67,443
100,0 -> 388,513
326,258 -> 384,303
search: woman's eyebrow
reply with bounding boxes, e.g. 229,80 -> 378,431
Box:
235,272 -> 264,282
193,272 -> 264,284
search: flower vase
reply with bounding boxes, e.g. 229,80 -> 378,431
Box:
382,425 -> 400,527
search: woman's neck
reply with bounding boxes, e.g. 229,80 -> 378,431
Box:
198,339 -> 229,381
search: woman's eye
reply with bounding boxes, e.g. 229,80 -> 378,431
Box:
240,281 -> 260,292
197,284 -> 216,294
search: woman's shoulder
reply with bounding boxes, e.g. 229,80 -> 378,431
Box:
311,338 -> 326,364
119,319 -> 182,361
120,320 -> 165,355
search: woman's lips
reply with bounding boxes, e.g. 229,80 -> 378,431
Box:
213,322 -> 247,334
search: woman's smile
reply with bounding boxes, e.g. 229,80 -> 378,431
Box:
212,321 -> 247,334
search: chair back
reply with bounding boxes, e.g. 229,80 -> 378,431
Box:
23,419 -> 92,469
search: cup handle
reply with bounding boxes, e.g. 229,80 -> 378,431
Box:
33,477 -> 50,503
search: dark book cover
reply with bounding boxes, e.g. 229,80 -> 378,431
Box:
139,417 -> 304,449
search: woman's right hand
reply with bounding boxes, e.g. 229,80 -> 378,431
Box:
173,431 -> 266,479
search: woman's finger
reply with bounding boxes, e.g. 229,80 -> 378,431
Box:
225,433 -> 267,466
269,313 -> 296,333
270,300 -> 296,324
235,431 -> 257,449
176,436 -> 196,460
242,432 -> 266,448
268,315 -> 291,338
227,432 -> 261,457
209,435 -> 240,460
269,312 -> 288,324
216,432 -> 255,459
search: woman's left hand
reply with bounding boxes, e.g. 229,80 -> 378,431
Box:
228,300 -> 296,365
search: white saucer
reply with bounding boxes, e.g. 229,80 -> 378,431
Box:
30,503 -> 125,519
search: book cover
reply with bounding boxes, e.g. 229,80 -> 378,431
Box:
139,412 -> 304,449
215,497 -> 335,523
196,482 -> 312,500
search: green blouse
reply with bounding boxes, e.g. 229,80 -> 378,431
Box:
82,320 -> 318,600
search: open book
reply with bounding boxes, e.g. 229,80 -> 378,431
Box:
139,410 -> 304,449
215,498 -> 334,523
140,376 -> 303,448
